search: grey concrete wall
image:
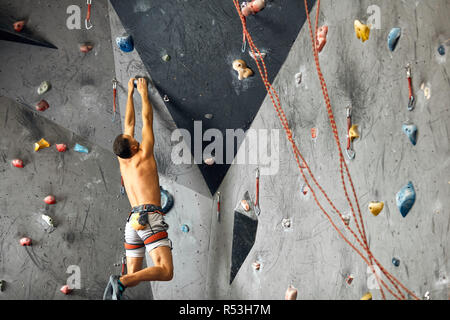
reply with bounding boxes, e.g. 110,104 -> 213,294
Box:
207,0 -> 450,300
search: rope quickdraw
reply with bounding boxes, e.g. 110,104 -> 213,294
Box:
112,77 -> 118,122
232,0 -> 419,300
85,0 -> 93,30
406,63 -> 415,111
346,105 -> 355,160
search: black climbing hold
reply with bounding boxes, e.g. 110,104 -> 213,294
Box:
160,186 -> 174,214
392,257 -> 400,267
438,45 -> 445,56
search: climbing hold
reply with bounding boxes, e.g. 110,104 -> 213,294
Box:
354,20 -> 370,42
204,157 -> 215,165
396,181 -> 416,218
74,143 -> 89,153
252,262 -> 261,270
204,114 -> 213,120
42,214 -> 55,227
281,218 -> 291,229
233,59 -> 254,80
387,28 -> 401,52
60,285 -> 72,295
316,26 -> 328,53
44,195 -> 56,205
342,213 -> 351,226
241,199 -> 250,212
163,95 -> 170,102
20,237 -> 32,246
361,292 -> 372,300
162,54 -> 171,62
295,72 -> 302,86
0,280 -> 4,292
402,124 -> 417,146
35,100 -> 49,112
13,20 -> 25,32
116,34 -> 134,52
311,127 -> 318,139
423,291 -> 430,300
285,285 -> 297,300
392,257 -> 400,267
346,274 -> 354,285
80,43 -> 93,53
12,159 -> 24,168
438,45 -> 445,56
301,184 -> 308,195
34,138 -> 50,152
37,81 -> 51,95
349,124 -> 359,140
368,201 -> 384,216
56,144 -> 67,152
180,224 -> 190,233
241,0 -> 266,17
160,187 -> 174,214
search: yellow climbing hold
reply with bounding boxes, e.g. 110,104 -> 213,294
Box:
368,201 -> 384,216
349,124 -> 359,140
34,138 -> 50,152
361,292 -> 372,300
354,20 -> 370,42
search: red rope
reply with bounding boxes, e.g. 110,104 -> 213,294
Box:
232,0 -> 419,300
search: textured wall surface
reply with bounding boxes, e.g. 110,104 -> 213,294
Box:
207,0 -> 450,300
0,0 -> 449,300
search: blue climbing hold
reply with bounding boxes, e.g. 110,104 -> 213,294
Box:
438,45 -> 445,56
160,186 -> 174,214
116,34 -> 134,53
180,224 -> 190,233
402,124 -> 417,146
396,182 -> 416,218
392,257 -> 400,267
387,28 -> 401,52
74,143 -> 89,153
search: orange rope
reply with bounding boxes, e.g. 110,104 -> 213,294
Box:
232,0 -> 419,300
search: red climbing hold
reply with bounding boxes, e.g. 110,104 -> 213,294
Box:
316,26 -> 328,53
35,100 -> 49,112
13,20 -> 25,32
12,159 -> 24,168
20,237 -> 32,246
44,195 -> 56,205
60,285 -> 72,295
56,144 -> 67,152
311,127 -> 318,139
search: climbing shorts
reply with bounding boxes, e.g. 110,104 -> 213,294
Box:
124,205 -> 172,258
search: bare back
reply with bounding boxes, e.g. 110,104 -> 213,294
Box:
119,149 -> 161,208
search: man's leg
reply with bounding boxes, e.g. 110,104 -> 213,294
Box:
119,246 -> 173,287
126,256 -> 144,274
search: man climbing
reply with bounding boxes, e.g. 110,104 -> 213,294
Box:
103,77 -> 173,300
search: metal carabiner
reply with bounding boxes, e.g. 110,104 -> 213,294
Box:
407,96 -> 415,111
85,0 -> 93,30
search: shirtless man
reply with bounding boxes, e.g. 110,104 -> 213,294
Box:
103,77 -> 173,300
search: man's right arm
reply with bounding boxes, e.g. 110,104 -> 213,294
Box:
136,78 -> 154,157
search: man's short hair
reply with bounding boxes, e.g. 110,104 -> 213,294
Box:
113,134 -> 133,159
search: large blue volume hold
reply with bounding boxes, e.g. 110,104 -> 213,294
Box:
396,181 -> 416,218
116,34 -> 134,52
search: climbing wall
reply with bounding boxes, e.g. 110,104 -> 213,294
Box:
207,0 -> 450,300
0,0 -> 449,301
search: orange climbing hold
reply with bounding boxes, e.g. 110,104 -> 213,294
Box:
233,59 -> 254,80
60,285 -> 72,295
34,138 -> 50,152
241,0 -> 266,17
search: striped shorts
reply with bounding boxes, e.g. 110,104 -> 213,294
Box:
124,211 -> 172,258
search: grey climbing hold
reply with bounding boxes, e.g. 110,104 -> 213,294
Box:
282,218 -> 291,229
396,181 -> 416,218
37,81 -> 51,95
387,28 -> 401,52
204,113 -> 213,120
402,124 -> 417,146
295,72 -> 302,86
0,280 -> 4,292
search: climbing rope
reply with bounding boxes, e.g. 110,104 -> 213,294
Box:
232,0 -> 419,300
